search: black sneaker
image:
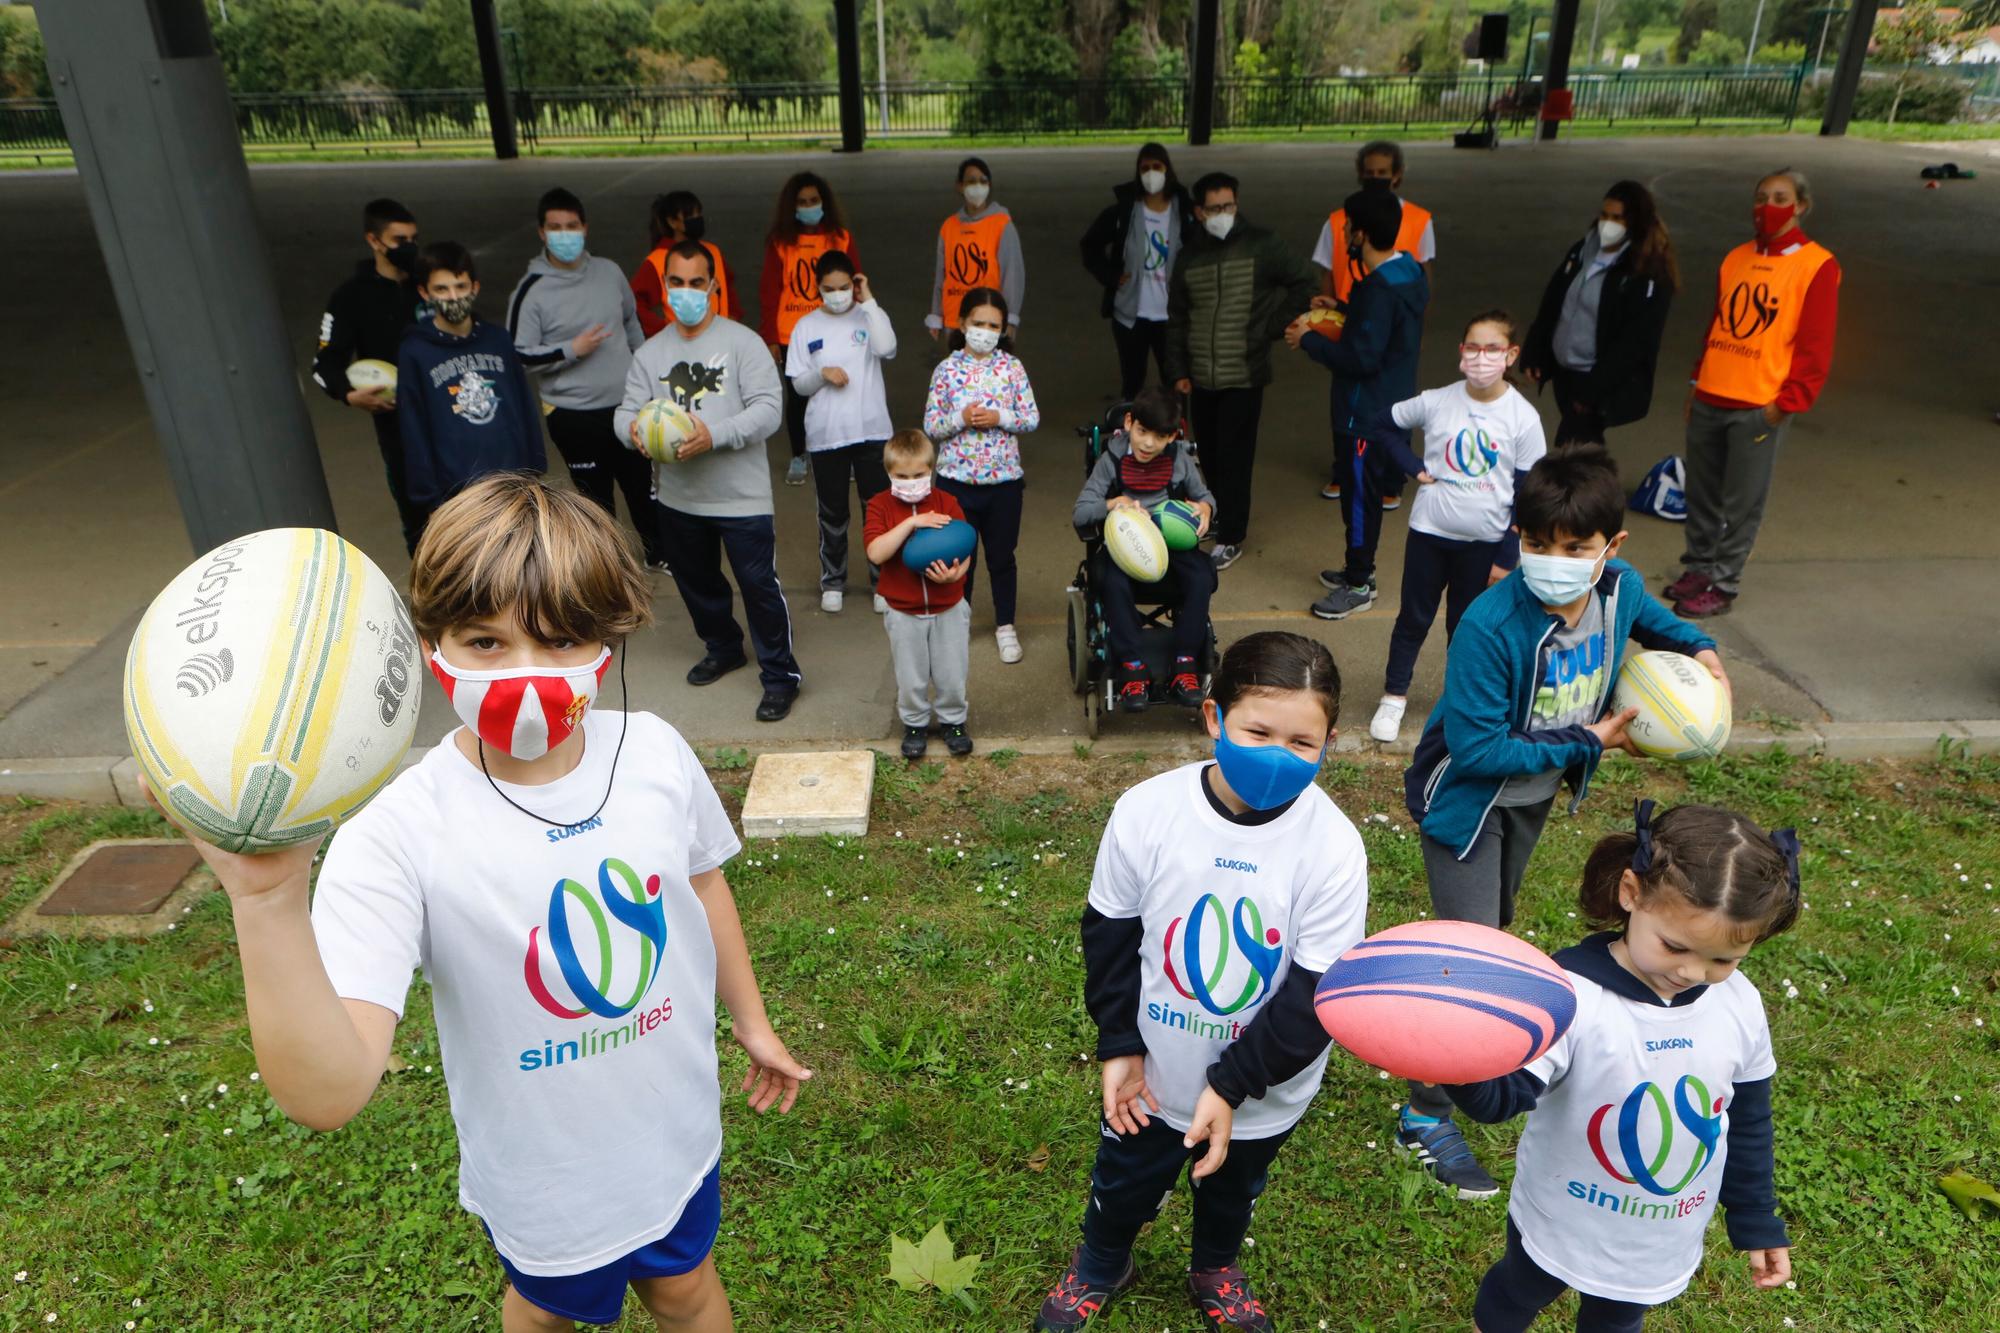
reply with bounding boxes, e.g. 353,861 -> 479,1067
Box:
1396,1114 -> 1501,1200
686,652 -> 748,687
1033,1248 -> 1136,1330
1168,655 -> 1203,708
754,687 -> 797,723
1187,1265 -> 1272,1331
1116,660 -> 1151,714
900,725 -> 928,759
942,723 -> 973,757
1311,579 -> 1376,621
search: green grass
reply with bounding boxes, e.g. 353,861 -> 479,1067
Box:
2,746 -> 1997,1329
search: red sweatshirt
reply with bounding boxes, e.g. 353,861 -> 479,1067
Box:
864,488 -> 967,615
1692,230 -> 1840,415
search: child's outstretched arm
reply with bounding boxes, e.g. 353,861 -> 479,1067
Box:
1442,1068 -> 1547,1123
1720,1076 -> 1792,1287
693,867 -> 812,1115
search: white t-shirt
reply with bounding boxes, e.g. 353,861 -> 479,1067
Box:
1391,382 -> 1547,544
1510,967 -> 1777,1305
1136,204 -> 1174,322
310,710 -> 741,1276
1086,763 -> 1369,1140
1310,196 -> 1438,270
786,299 -> 898,452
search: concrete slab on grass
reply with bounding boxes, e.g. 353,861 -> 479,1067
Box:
5,838 -> 216,939
740,750 -> 875,839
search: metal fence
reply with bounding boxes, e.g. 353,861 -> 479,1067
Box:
1,70 -> 1810,158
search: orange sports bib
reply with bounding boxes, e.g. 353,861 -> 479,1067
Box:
938,212 -> 1009,327
1695,240 -> 1834,406
773,229 -> 850,345
1325,200 -> 1432,305
645,240 -> 730,322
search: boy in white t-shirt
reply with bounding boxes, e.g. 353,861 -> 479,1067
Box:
786,249 -> 897,614
150,474 -> 808,1333
1368,309 -> 1548,745
1033,632 -> 1368,1333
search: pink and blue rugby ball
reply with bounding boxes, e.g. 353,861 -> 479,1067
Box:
1313,921 -> 1576,1085
901,519 -> 977,573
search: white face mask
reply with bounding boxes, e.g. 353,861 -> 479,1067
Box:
889,475 -> 931,503
962,182 -> 990,208
962,326 -> 1001,355
1460,348 -> 1510,390
1518,550 -> 1609,607
1203,212 -> 1236,241
1597,219 -> 1628,250
1139,169 -> 1167,195
820,287 -> 854,314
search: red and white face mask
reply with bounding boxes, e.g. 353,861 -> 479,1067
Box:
428,646 -> 612,760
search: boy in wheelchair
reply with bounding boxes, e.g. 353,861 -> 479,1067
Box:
1071,385 -> 1219,712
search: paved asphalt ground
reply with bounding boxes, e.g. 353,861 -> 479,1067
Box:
3,134 -> 1998,764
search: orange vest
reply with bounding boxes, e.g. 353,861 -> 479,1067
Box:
1696,240 -> 1834,406
645,240 -> 730,322
938,211 -> 1009,327
773,228 -> 851,344
1325,200 -> 1432,305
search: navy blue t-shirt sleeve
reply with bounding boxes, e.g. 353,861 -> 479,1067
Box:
1720,1077 -> 1790,1250
1206,964 -> 1329,1108
1082,906 -> 1147,1060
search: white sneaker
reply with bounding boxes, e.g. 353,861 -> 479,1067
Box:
995,624 -> 1022,664
1369,695 -> 1408,743
873,594 -> 889,614
821,590 -> 843,614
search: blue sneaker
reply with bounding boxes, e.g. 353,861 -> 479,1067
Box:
1396,1113 -> 1500,1200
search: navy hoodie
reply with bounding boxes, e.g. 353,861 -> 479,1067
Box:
1301,250 -> 1429,453
395,317 -> 545,509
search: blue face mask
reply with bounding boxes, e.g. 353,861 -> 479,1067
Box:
1518,549 -> 1607,607
667,287 -> 710,327
796,204 -> 825,226
1211,707 -> 1325,811
545,230 -> 586,263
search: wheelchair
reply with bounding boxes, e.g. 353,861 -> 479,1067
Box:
1064,402 -> 1220,738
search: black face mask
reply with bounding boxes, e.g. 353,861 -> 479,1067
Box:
682,216 -> 707,243
1360,176 -> 1393,193
1347,237 -> 1365,263
386,241 -> 420,275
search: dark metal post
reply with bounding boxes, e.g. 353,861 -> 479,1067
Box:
1819,0 -> 1878,135
33,0 -> 336,550
1539,0 -> 1581,140
470,0 -> 517,159
1189,0 -> 1219,146
833,0 -> 865,152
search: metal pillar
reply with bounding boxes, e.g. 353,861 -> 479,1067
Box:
33,0 -> 336,551
1539,0 -> 1582,140
470,0 -> 517,160
1819,0 -> 1878,135
1189,0 -> 1219,146
834,0 -> 866,152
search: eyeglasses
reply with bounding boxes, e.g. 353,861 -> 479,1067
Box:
1459,344 -> 1511,358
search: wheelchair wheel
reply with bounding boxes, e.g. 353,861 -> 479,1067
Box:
1065,583 -> 1091,694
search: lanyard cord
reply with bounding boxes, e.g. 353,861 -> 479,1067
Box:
476,646 -> 630,830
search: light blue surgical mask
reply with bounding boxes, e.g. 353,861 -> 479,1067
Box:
1518,550 -> 1608,606
667,287 -> 710,327
1211,707 -> 1325,811
796,204 -> 825,226
545,230 -> 586,263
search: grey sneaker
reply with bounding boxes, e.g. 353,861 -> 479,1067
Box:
785,455 -> 809,486
1311,580 -> 1376,620
1210,543 -> 1243,572
1396,1115 -> 1500,1200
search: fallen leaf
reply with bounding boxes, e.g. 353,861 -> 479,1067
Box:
1025,1144 -> 1050,1173
886,1223 -> 982,1308
1941,1169 -> 2000,1221
385,1053 -> 410,1073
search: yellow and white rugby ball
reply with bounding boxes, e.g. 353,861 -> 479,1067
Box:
1104,506 -> 1170,583
1610,650 -> 1731,761
634,399 -> 697,464
123,528 -> 420,852
345,358 -> 398,401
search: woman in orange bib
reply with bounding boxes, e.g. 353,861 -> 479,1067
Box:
633,190 -> 736,338
759,172 -> 858,487
1669,169 -> 1840,618
927,157 -> 1024,346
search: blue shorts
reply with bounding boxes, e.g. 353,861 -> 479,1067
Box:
487,1164 -> 722,1327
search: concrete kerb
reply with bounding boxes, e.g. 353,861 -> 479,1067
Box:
8,723 -> 1997,807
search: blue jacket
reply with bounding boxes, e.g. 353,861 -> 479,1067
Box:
1300,251 -> 1428,451
395,318 -> 545,508
1403,559 -> 1717,859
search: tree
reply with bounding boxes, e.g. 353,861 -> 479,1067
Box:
0,4 -> 49,97
967,0 -> 1077,79
1872,0 -> 1975,123
1674,0 -> 1720,61
1688,27 -> 1747,61
658,0 -> 828,84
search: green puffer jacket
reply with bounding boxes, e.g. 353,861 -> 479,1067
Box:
1163,220 -> 1317,391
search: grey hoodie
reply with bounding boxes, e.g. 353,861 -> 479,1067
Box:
505,252 -> 644,411
614,314 -> 783,519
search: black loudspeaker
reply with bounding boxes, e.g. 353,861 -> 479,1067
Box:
1476,12 -> 1509,61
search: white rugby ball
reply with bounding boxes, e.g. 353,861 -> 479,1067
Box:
346,358 -> 398,400
1104,506 -> 1170,583
123,528 -> 421,852
1610,650 -> 1731,762
634,399 -> 697,463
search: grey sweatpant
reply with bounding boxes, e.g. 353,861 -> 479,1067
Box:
1407,796 -> 1556,1119
884,599 -> 970,727
1680,399 -> 1789,595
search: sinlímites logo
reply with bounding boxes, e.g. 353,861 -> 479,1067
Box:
1565,1075 -> 1724,1222
1147,894 -> 1284,1042
519,858 -> 675,1073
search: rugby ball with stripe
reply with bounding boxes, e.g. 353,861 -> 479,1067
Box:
1314,921 -> 1576,1084
1610,649 -> 1731,762
1104,505 -> 1170,583
123,528 -> 420,853
634,398 -> 697,464
345,358 -> 398,401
